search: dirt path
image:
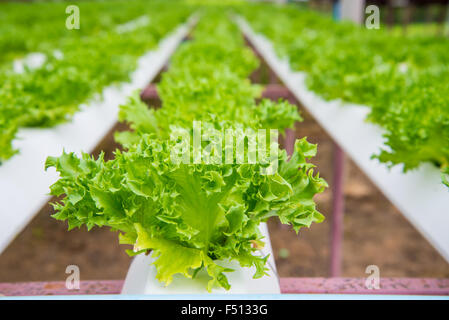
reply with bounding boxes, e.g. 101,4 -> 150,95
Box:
272,110 -> 449,278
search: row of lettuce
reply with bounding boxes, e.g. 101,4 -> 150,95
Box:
46,12 -> 327,291
241,4 -> 449,187
0,0 -> 192,162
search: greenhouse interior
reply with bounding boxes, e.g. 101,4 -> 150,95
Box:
0,0 -> 448,304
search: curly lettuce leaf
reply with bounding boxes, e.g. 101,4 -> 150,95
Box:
46,131 -> 326,291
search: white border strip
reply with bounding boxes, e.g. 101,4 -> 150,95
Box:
236,16 -> 449,263
3,294 -> 448,300
0,16 -> 197,254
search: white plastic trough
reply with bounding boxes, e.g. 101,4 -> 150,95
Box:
0,16 -> 196,255
236,17 -> 449,263
121,223 -> 281,294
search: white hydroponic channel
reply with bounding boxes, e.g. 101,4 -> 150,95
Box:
236,17 -> 449,263
0,16 -> 196,254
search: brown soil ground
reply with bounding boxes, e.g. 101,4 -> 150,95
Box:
1,43 -> 448,284
273,110 -> 449,278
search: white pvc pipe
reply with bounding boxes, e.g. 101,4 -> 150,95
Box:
0,16 -> 197,255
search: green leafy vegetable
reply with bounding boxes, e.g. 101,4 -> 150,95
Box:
46,10 -> 326,291
241,3 -> 449,187
0,0 -> 192,162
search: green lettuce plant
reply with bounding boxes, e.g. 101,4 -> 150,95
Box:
0,0 -> 192,162
241,4 -> 449,187
46,12 -> 327,291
